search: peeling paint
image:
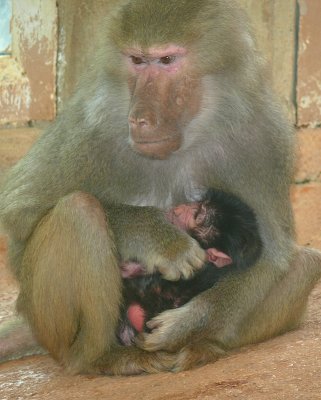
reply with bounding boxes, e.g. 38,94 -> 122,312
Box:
299,37 -> 310,55
297,0 -> 321,127
299,0 -> 308,16
0,0 -> 57,125
0,59 -> 31,123
300,95 -> 312,109
56,26 -> 67,113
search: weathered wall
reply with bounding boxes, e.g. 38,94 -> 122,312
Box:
297,0 -> 321,127
238,0 -> 297,120
0,0 -> 57,124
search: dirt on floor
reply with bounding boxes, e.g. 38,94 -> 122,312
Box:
0,128 -> 320,400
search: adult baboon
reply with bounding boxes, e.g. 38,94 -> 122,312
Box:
1,0 -> 321,374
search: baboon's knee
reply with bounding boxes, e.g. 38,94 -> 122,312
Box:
55,191 -> 107,228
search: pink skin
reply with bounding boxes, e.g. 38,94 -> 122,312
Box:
120,262 -> 145,278
127,303 -> 145,333
124,45 -> 188,74
206,248 -> 232,268
165,204 -> 232,268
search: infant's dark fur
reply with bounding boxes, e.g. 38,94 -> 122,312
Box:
118,189 -> 262,345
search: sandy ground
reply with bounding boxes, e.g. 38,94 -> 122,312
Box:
0,128 -> 320,400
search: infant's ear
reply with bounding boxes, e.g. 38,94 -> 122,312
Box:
206,248 -> 232,268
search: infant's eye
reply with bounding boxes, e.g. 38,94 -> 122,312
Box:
130,56 -> 145,65
159,56 -> 176,65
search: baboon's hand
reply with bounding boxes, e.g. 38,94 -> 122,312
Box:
136,306 -> 191,352
108,204 -> 206,280
143,234 -> 206,281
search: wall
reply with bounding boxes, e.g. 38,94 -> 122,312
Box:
297,0 -> 321,127
0,0 -> 57,125
239,0 -> 321,128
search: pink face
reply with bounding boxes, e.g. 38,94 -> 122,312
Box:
166,203 -> 233,268
124,45 -> 202,159
124,45 -> 188,74
165,202 -> 206,232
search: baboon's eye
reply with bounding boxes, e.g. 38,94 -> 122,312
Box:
159,56 -> 176,65
130,56 -> 145,65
